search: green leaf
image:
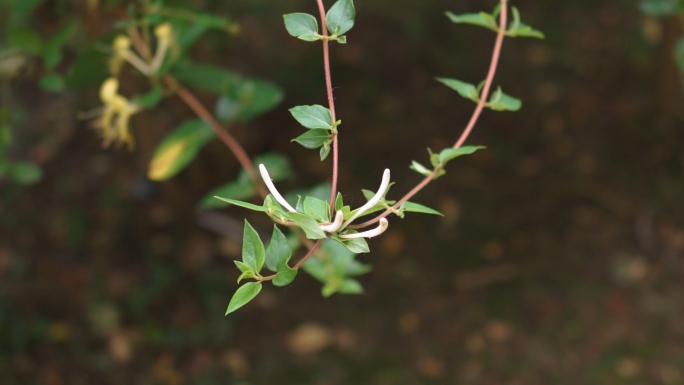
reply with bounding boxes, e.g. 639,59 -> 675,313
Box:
436,78 -> 479,101
410,160 -> 433,177
487,87 -> 522,111
201,180 -> 256,210
66,40 -> 111,89
445,11 -> 497,30
216,78 -> 283,122
508,25 -> 545,39
213,197 -> 267,212
319,141 -> 331,161
336,35 -> 347,44
289,105 -> 333,129
265,226 -> 291,272
284,212 -> 327,239
339,278 -> 363,294
292,129 -> 332,149
242,220 -> 265,273
400,202 -> 443,216
438,145 -> 485,164
8,161 -> 42,185
148,119 -> 215,181
43,22 -> 78,70
326,0 -> 356,35
335,192 -> 344,211
234,261 -> 256,283
283,13 -> 320,41
132,86 -> 164,109
273,268 -> 298,287
332,234 -> 370,253
39,74 -> 65,93
172,61 -> 241,94
225,282 -> 262,315
303,196 -> 330,222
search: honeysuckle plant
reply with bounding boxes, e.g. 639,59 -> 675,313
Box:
220,0 -> 542,314
73,0 -> 542,314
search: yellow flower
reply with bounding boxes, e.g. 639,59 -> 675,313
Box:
93,77 -> 141,149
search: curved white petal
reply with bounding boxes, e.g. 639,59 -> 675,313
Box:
319,210 -> 344,233
339,218 -> 388,239
341,169 -> 390,229
259,164 -> 296,212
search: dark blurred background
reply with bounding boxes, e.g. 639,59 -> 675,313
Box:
2,0 -> 684,384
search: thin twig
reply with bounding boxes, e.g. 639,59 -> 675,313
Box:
316,0 -> 339,213
349,0 -> 509,229
164,76 -> 268,198
293,239 -> 324,269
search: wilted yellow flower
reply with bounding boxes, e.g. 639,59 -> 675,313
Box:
92,77 -> 141,149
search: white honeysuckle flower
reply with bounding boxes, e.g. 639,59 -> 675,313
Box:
259,164 -> 296,212
319,210 -> 344,232
340,168 -> 390,230
259,164 -> 392,240
339,218 -> 388,239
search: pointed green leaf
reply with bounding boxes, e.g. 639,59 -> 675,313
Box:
234,261 -> 256,283
273,268 -> 298,287
337,35 -> 347,44
284,212 -> 327,239
438,145 -> 485,164
283,13 -> 321,41
400,202 -> 444,216
326,0 -> 356,36
289,105 -> 333,129
410,160 -> 433,177
265,226 -> 291,272
201,179 -> 256,210
445,11 -> 497,30
507,25 -> 545,39
292,129 -> 332,149
303,196 -> 330,222
148,119 -> 215,181
436,78 -> 479,101
487,88 -> 521,111
212,197 -> 267,212
319,141 -> 331,161
225,282 -> 262,315
335,192 -> 344,211
242,221 -> 266,273
332,234 -> 370,253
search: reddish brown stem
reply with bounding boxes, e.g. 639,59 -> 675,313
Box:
316,0 -> 339,212
293,239 -> 324,269
350,0 -> 508,229
165,76 -> 268,198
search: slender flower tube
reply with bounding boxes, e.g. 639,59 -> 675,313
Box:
340,169 -> 391,229
150,23 -> 172,73
110,36 -> 151,75
319,210 -> 344,233
339,218 -> 388,239
259,164 -> 296,212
